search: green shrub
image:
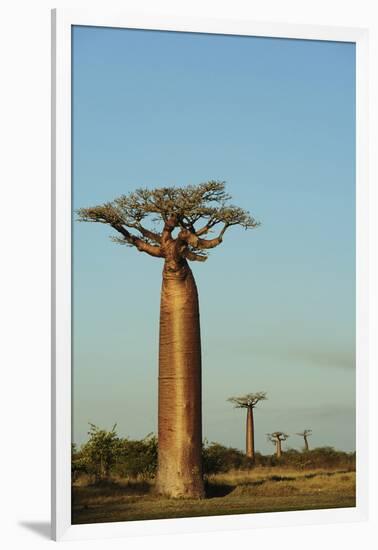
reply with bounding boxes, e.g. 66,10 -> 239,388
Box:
72,427 -> 356,484
267,447 -> 356,470
202,441 -> 251,474
79,423 -> 121,482
113,434 -> 158,478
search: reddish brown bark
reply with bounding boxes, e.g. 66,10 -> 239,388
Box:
155,259 -> 204,498
276,439 -> 282,458
246,407 -> 255,460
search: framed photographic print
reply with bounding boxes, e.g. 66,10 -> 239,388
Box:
51,8 -> 369,542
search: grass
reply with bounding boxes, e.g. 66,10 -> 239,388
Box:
72,467 -> 356,524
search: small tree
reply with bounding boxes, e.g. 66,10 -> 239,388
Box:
71,443 -> 88,482
228,392 -> 267,461
115,433 -> 158,479
80,423 -> 120,482
267,431 -> 289,458
296,429 -> 312,452
202,441 -> 249,474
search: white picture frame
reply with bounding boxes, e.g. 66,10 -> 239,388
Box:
51,8 -> 369,542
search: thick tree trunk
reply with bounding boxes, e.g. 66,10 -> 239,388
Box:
156,263 -> 205,498
246,406 -> 255,460
276,440 -> 282,458
304,436 -> 309,452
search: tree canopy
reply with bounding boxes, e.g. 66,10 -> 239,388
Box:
296,429 -> 312,438
228,392 -> 267,409
267,431 -> 289,443
79,423 -> 120,481
77,181 -> 259,262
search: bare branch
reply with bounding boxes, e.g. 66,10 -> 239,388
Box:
183,250 -> 208,262
195,223 -> 230,249
178,224 -> 229,250
194,204 -> 260,237
195,218 -> 221,236
161,216 -> 177,245
134,225 -> 162,244
112,224 -> 163,258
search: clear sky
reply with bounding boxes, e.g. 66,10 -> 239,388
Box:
72,26 -> 356,453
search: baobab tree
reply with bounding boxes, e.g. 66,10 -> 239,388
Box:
296,429 -> 312,451
227,392 -> 267,461
77,181 -> 259,498
267,432 -> 289,458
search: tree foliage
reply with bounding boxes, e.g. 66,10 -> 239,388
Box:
72,426 -> 158,483
79,423 -> 121,482
267,431 -> 289,444
72,430 -> 356,482
113,434 -> 158,479
202,441 -> 251,474
228,392 -> 267,409
77,181 -> 259,262
296,429 -> 312,438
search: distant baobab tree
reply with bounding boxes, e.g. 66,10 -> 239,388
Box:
267,431 -> 289,458
296,429 -> 312,451
77,181 -> 259,498
228,392 -> 267,461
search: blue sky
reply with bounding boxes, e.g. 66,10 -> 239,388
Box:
72,26 -> 356,453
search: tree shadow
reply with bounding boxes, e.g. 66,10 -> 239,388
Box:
269,475 -> 296,482
19,521 -> 51,540
205,483 -> 235,498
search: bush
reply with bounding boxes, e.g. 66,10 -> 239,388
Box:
202,442 -> 355,473
72,444 -> 89,481
79,424 -> 121,482
113,434 -> 158,478
72,427 -> 356,484
73,428 -> 158,482
262,447 -> 356,470
202,442 -> 251,474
